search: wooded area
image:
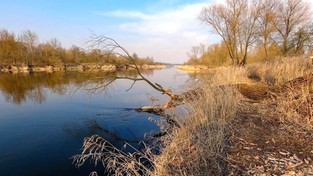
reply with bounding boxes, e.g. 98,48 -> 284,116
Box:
0,29 -> 155,67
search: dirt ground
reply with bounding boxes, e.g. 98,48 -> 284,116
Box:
227,76 -> 313,175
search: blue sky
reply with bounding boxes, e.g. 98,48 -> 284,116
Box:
0,0 -> 218,63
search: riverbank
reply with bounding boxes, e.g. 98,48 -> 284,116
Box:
175,65 -> 208,73
0,64 -> 167,73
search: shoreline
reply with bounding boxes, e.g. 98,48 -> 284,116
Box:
175,65 -> 208,73
0,64 -> 167,73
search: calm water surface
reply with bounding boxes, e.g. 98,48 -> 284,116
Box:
0,68 -> 189,176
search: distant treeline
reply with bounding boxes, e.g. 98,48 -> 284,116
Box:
0,29 -> 157,66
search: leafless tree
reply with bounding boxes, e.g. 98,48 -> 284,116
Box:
187,46 -> 201,61
200,0 -> 261,66
19,30 -> 38,52
290,26 -> 312,55
84,34 -> 178,114
274,0 -> 311,56
0,29 -> 20,64
19,30 -> 38,65
257,0 -> 279,58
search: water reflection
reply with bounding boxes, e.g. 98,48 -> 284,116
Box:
63,116 -> 142,144
0,69 -> 154,104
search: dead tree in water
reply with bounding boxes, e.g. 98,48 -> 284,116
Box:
85,34 -> 181,115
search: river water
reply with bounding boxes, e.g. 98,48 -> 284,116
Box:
0,68 -> 189,176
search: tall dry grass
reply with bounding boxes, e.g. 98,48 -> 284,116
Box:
273,83 -> 313,128
72,134 -> 155,176
245,56 -> 313,129
152,81 -> 240,176
245,56 -> 312,85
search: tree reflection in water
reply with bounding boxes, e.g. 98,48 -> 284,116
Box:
0,69 -> 154,104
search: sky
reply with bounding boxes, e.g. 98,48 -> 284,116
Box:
0,0 -> 218,64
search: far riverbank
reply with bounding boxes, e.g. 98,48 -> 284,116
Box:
175,65 -> 208,73
0,64 -> 167,73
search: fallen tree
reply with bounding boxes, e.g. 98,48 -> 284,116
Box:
82,34 -> 188,116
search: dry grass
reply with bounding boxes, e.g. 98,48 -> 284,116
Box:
73,56 -> 313,175
244,57 -> 313,129
245,56 -> 312,85
152,81 -> 240,176
227,57 -> 313,175
261,75 -> 313,129
72,134 -> 155,176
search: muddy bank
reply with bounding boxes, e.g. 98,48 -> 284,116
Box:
0,64 -> 167,73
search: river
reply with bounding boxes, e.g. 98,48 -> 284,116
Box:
0,68 -> 190,176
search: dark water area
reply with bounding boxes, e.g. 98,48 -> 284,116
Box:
0,68 -> 190,176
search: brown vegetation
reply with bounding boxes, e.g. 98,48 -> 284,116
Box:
227,57 -> 313,175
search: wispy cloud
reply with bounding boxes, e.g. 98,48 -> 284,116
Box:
96,10 -> 152,20
96,2 -> 217,63
159,0 -> 182,6
105,3 -> 207,35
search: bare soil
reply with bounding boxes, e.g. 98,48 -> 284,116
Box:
227,75 -> 313,176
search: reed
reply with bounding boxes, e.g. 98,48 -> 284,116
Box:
245,57 -> 313,129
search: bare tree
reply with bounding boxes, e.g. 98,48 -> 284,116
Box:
84,34 -> 178,114
257,0 -> 278,58
274,0 -> 311,56
48,38 -> 63,64
200,0 -> 261,66
187,45 -> 202,64
48,38 -> 62,49
19,30 -> 38,65
0,29 -> 20,64
290,26 -> 312,55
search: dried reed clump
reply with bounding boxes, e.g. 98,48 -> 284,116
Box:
204,66 -> 249,85
72,134 -> 155,176
247,57 -> 313,129
151,77 -> 241,176
274,83 -> 313,129
262,74 -> 313,130
245,56 -> 312,85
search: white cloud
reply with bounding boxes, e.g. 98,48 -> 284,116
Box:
109,3 -> 207,35
159,0 -> 182,6
97,10 -> 152,20
99,2 -> 218,63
